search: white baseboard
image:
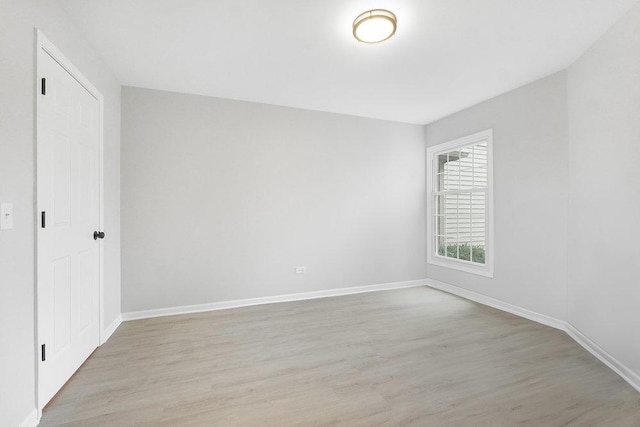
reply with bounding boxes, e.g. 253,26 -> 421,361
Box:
424,278 -> 566,330
424,278 -> 640,394
101,314 -> 122,345
566,324 -> 640,393
19,409 -> 39,427
120,276 -> 640,395
122,279 -> 428,321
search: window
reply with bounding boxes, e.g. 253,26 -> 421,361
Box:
426,129 -> 493,277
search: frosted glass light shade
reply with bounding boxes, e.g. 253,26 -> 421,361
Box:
353,9 -> 397,44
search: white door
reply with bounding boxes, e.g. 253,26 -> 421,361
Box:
37,42 -> 102,408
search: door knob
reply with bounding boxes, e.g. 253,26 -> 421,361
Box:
93,231 -> 105,240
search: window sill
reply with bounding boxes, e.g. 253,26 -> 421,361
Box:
427,256 -> 494,278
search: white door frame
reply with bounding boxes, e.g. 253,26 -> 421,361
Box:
35,28 -> 106,410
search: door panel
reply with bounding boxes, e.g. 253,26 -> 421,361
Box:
53,133 -> 71,225
77,249 -> 95,333
52,257 -> 71,354
37,46 -> 101,409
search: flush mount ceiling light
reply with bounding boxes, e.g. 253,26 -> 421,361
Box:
353,9 -> 397,44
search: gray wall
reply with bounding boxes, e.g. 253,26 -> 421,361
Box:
0,1 -> 121,424
121,87 -> 425,313
567,2 -> 640,380
424,72 -> 569,321
424,1 -> 640,383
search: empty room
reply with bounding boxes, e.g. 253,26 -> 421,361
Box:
1,0 -> 640,425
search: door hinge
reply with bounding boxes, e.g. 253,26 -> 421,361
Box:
41,78 -> 46,95
41,211 -> 46,228
41,344 -> 46,361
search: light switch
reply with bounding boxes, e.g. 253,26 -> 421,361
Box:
1,203 -> 13,230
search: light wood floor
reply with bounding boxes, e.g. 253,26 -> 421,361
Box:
40,287 -> 640,426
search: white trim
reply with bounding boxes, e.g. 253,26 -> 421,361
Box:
426,129 -> 494,278
566,324 -> 640,393
36,31 -> 104,100
424,279 -> 565,330
18,409 -> 39,427
122,279 -> 428,321
101,314 -> 122,345
35,29 -> 106,410
429,129 -> 493,152
425,278 -> 640,394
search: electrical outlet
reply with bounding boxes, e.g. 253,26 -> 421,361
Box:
295,266 -> 306,274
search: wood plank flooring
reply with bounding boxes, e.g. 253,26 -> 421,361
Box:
40,287 -> 640,426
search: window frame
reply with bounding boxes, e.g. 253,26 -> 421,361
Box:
426,129 -> 494,277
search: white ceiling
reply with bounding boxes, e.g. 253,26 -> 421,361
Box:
59,0 -> 638,124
